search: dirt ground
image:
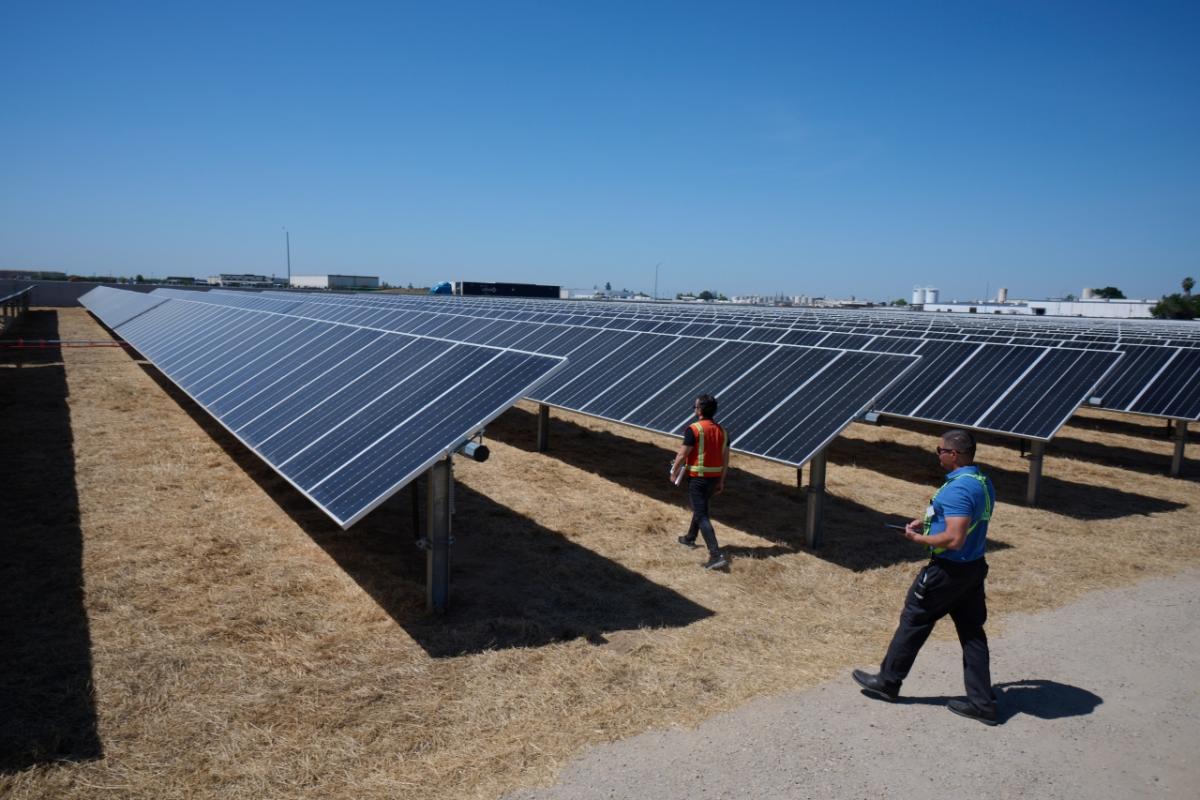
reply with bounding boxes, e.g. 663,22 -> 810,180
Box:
2,307 -> 1197,799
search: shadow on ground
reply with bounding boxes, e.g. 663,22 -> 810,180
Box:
134,364 -> 714,658
825,429 -> 1186,520
0,310 -> 103,772
484,407 -> 1011,572
1046,434 -> 1195,481
887,678 -> 1103,725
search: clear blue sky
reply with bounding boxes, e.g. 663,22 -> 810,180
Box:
3,1 -> 1197,301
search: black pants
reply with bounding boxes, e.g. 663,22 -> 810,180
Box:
684,477 -> 721,556
880,557 -> 996,713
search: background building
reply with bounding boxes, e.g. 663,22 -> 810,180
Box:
290,274 -> 379,290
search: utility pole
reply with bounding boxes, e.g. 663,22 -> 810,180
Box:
654,261 -> 661,301
284,227 -> 291,285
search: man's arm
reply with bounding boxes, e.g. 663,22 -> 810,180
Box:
903,516 -> 968,550
716,439 -> 730,494
670,443 -> 692,483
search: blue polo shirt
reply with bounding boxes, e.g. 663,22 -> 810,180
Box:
927,465 -> 994,563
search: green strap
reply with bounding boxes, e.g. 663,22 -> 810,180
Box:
923,471 -> 993,554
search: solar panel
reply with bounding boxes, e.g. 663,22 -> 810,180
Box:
238,291 -> 1120,440
81,286 -> 565,528
150,288 -> 922,469
79,287 -> 169,328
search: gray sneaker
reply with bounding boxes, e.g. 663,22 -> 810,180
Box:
677,536 -> 699,549
703,553 -> 729,570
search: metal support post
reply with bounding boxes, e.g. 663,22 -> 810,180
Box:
1026,440 -> 1045,506
796,465 -> 804,490
410,478 -> 420,541
1171,420 -> 1188,477
537,403 -> 550,452
805,449 -> 827,549
426,457 -> 452,613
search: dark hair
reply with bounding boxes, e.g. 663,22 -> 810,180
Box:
695,394 -> 718,419
942,429 -> 976,457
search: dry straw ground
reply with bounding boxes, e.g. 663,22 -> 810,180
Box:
2,308 -> 1197,799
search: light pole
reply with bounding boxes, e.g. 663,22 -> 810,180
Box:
654,261 -> 662,301
283,227 -> 291,285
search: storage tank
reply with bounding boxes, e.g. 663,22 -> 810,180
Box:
1082,287 -> 1096,299
997,287 -> 1008,303
912,286 -> 925,305
925,287 -> 940,304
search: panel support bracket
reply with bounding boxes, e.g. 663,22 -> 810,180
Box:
426,457 -> 452,613
1026,440 -> 1045,506
1171,419 -> 1188,477
805,448 -> 827,548
537,403 -> 550,452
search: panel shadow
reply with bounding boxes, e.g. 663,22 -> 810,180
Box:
132,364 -> 714,658
483,407 -> 996,572
824,436 -> 1186,520
0,310 -> 103,772
1042,434 -> 1196,481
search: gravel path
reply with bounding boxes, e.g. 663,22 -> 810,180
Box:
507,569 -> 1200,800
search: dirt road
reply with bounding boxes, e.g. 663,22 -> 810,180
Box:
508,569 -> 1200,800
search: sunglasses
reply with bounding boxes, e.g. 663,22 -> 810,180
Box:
936,446 -> 959,455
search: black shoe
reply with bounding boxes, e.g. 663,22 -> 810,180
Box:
851,669 -> 899,701
947,698 -> 998,726
677,536 -> 699,549
703,553 -> 729,570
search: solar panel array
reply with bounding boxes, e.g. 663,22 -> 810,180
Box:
228,288 -> 1126,440
296,293 -> 1196,424
81,286 -> 566,528
150,288 -> 922,468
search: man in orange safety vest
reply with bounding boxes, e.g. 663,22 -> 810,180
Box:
669,394 -> 730,570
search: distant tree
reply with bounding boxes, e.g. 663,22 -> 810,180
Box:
698,290 -> 716,301
893,298 -> 908,306
1093,286 -> 1125,299
1183,276 -> 1195,297
1063,293 -> 1076,301
1151,293 -> 1200,320
605,281 -> 612,292
135,274 -> 145,283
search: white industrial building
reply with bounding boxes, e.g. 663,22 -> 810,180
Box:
918,285 -> 1154,318
290,274 -> 379,290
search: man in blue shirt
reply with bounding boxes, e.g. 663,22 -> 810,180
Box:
852,429 -> 999,725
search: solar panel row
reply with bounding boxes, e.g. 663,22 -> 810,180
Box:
217,289 -> 1123,439
150,288 -> 922,468
81,286 -> 566,528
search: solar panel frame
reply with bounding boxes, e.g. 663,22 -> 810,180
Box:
82,287 -> 567,529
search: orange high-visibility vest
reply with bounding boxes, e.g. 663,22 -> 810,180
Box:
686,419 -> 727,477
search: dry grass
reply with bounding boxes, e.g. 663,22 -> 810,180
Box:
2,308 -> 1197,799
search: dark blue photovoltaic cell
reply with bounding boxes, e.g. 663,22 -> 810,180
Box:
1089,345 -> 1174,409
876,341 -> 978,415
208,325 -> 363,417
1133,349 -> 1200,419
83,287 -> 564,528
255,337 -> 453,462
917,345 -> 1042,424
979,348 -> 1120,438
80,286 -> 168,328
313,351 -> 556,523
282,345 -> 496,487
627,341 -> 778,431
547,335 -> 677,409
710,348 -> 842,439
583,337 -> 716,419
526,330 -> 638,400
743,352 -> 917,463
